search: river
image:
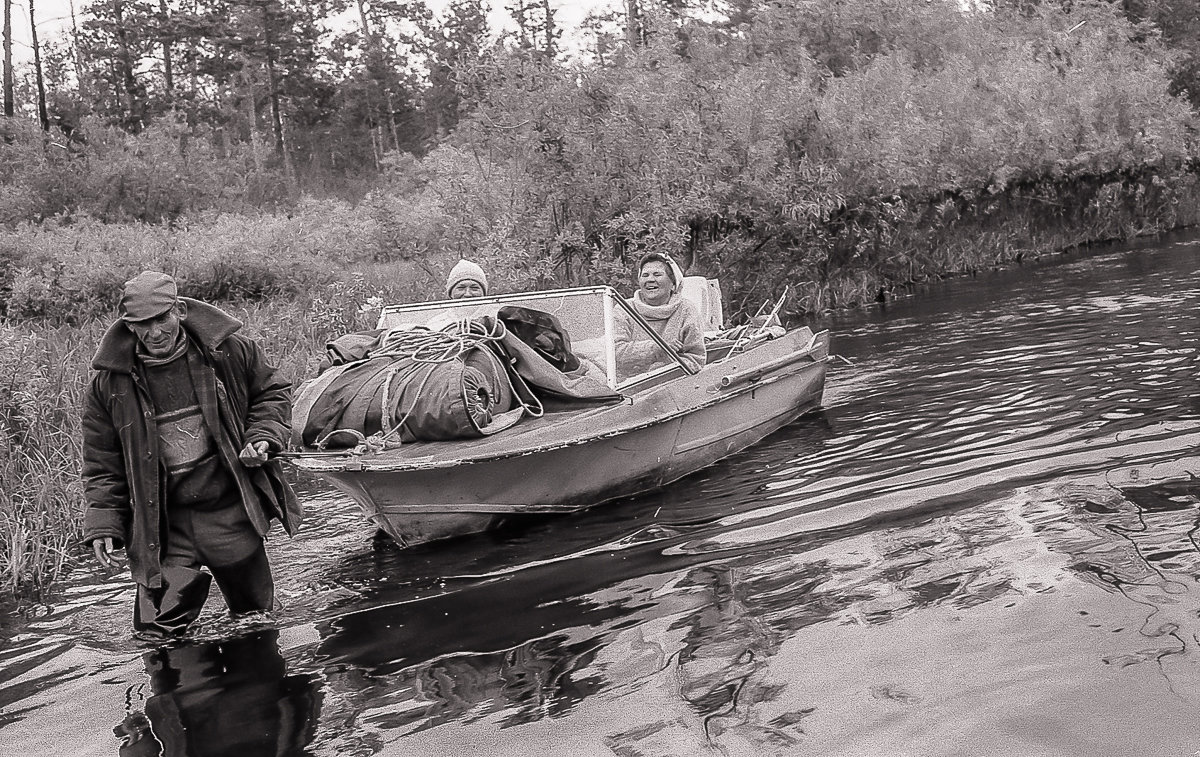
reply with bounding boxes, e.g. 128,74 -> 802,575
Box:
2,233 -> 1198,756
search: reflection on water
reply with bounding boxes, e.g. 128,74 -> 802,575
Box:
115,630 -> 321,757
0,235 -> 1198,755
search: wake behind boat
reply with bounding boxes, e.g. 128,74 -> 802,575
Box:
289,284 -> 830,546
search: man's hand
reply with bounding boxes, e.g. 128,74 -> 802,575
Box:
92,537 -> 127,569
239,440 -> 271,467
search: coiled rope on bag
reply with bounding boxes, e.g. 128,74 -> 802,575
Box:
313,318 -> 511,453
374,318 -> 507,363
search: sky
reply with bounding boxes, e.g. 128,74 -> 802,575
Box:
5,0 -> 621,66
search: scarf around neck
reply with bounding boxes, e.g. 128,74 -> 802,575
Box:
136,329 -> 190,367
631,291 -> 682,321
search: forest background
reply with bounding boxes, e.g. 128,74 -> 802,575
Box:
1,0 -> 1199,597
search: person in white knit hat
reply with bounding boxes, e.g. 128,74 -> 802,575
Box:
446,259 -> 489,299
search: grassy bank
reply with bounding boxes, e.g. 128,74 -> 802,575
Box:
772,165 -> 1200,314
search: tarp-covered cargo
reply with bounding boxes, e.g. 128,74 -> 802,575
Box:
293,315 -> 619,449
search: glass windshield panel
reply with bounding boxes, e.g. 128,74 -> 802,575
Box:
376,286 -> 682,391
377,287 -> 619,387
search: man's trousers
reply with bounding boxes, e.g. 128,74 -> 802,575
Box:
133,502 -> 274,637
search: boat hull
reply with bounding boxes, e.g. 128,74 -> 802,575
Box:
298,329 -> 828,547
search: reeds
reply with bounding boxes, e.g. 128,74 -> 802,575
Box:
0,323 -> 93,597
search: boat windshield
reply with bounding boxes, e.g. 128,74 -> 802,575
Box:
375,286 -> 688,390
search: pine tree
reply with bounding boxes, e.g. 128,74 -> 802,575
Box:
77,0 -> 156,130
421,0 -> 489,139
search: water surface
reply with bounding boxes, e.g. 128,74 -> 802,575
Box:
2,234 -> 1198,756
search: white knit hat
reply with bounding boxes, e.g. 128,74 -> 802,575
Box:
446,259 -> 488,296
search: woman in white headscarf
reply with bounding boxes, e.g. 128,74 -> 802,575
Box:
614,252 -> 706,376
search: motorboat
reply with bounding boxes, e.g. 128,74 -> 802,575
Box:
289,284 -> 830,546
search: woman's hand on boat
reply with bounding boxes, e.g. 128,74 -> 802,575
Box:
239,440 -> 271,467
91,537 -> 126,569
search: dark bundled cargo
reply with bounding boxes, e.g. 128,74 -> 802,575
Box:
293,316 -> 619,450
294,321 -> 529,448
497,305 -> 580,372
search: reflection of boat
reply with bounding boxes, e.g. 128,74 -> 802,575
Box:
291,286 -> 830,546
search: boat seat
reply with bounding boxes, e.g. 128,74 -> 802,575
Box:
680,276 -> 724,334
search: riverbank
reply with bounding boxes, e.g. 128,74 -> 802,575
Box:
2,190 -> 1197,600
794,163 -> 1200,312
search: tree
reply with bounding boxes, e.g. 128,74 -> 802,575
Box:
173,0 -> 329,165
344,0 -> 421,160
157,0 -> 174,98
1138,0 -> 1200,109
3,0 -> 13,116
620,0 -> 698,46
77,0 -> 155,130
421,0 -> 490,139
506,0 -> 559,59
990,0 -> 1200,108
30,0 -> 49,129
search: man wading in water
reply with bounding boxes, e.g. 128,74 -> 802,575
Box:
82,271 -> 302,640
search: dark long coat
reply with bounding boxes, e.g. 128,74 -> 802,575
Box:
81,298 -> 302,590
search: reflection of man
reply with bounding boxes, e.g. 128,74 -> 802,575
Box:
114,711 -> 162,757
114,630 -> 321,757
82,271 -> 302,639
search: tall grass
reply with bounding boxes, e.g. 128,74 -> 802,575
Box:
0,324 -> 96,597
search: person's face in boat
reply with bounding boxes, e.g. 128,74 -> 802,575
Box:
449,280 -> 485,299
638,261 -> 674,306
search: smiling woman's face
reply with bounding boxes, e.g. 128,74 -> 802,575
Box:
638,261 -> 673,306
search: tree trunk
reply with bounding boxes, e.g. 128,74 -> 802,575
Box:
29,0 -> 48,130
355,0 -> 370,38
625,0 -> 642,46
541,0 -> 556,58
386,87 -> 399,152
68,0 -> 86,100
3,0 -> 13,116
260,3 -> 285,157
159,0 -> 173,99
242,73 -> 264,172
112,0 -> 146,130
